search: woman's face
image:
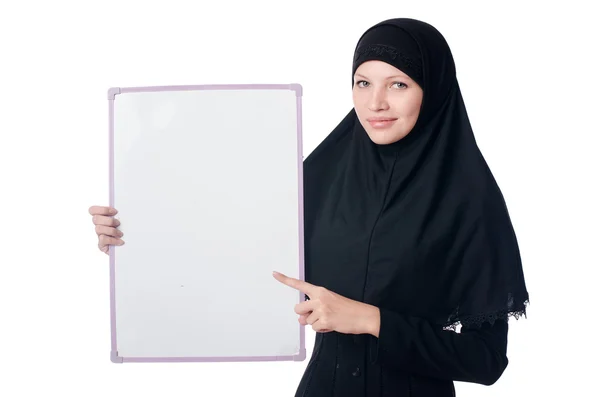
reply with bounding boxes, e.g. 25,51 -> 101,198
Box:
352,60 -> 423,145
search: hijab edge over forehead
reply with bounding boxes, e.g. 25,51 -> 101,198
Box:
352,23 -> 424,88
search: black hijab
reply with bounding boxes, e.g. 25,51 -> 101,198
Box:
303,18 -> 529,330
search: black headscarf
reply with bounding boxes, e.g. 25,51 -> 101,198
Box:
303,18 -> 529,330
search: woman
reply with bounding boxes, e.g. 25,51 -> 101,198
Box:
90,18 -> 529,397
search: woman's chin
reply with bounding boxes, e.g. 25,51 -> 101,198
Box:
366,130 -> 404,145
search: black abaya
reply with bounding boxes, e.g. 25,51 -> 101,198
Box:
295,18 -> 528,397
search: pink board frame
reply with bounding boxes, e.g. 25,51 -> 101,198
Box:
107,84 -> 306,363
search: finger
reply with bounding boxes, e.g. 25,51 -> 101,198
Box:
89,206 -> 117,216
95,225 -> 123,238
298,314 -> 309,325
272,271 -> 317,296
98,234 -> 124,249
306,310 -> 319,326
93,214 -> 120,227
295,300 -> 317,315
312,319 -> 332,333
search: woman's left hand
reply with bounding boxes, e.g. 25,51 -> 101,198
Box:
272,271 -> 380,336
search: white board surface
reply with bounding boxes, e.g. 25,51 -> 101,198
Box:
107,84 -> 305,363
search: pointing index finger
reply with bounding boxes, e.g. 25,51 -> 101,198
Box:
272,271 -> 316,296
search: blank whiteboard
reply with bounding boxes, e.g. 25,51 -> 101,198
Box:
107,84 -> 305,363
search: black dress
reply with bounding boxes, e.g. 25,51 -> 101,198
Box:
294,18 -> 528,397
295,126 -> 512,395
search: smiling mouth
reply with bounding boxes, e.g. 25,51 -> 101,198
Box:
367,118 -> 397,128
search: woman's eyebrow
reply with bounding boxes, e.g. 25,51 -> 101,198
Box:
354,73 -> 408,80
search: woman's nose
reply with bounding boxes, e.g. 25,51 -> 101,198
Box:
368,89 -> 389,111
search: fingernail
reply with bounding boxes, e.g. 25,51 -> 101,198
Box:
110,208 -> 117,214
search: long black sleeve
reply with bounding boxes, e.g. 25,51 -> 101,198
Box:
369,308 -> 509,386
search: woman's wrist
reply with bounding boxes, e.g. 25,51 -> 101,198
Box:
360,303 -> 381,337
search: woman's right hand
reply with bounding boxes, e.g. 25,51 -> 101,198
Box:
89,205 -> 124,255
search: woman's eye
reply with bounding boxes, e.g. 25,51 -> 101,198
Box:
354,81 -> 406,88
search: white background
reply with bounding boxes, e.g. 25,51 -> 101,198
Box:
1,0 -> 598,396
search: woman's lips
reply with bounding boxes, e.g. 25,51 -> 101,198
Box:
367,118 -> 397,129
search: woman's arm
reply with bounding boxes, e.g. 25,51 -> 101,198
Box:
276,271 -> 508,385
367,308 -> 509,386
